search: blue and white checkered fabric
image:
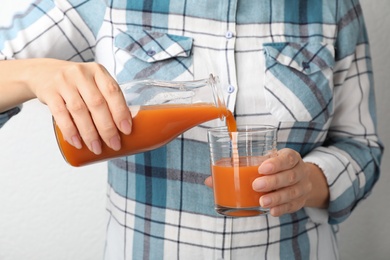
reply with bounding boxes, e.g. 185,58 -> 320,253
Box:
0,0 -> 383,259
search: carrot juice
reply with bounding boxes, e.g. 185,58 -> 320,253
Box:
212,156 -> 268,217
54,103 -> 227,166
225,110 -> 237,133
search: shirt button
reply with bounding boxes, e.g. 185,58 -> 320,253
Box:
225,31 -> 234,39
227,85 -> 235,93
147,49 -> 156,56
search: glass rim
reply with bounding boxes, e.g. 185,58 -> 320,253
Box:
207,124 -> 277,134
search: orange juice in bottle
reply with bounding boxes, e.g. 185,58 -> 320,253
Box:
54,75 -> 227,166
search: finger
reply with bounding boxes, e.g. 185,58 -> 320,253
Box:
268,197 -> 307,217
54,73 -> 104,154
63,89 -> 103,154
260,191 -> 307,217
76,79 -> 121,150
253,167 -> 302,192
94,65 -> 132,135
46,91 -> 83,149
258,148 -> 300,175
204,176 -> 213,188
259,180 -> 311,209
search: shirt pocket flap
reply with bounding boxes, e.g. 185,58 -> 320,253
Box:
263,42 -> 335,75
115,30 -> 193,63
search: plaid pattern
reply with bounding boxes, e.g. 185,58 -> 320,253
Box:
0,0 -> 383,259
0,106 -> 21,128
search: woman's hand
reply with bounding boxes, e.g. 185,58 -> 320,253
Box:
252,148 -> 329,216
204,148 -> 329,217
0,59 -> 132,154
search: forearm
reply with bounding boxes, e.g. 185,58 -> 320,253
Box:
0,59 -> 37,113
0,0 -> 98,114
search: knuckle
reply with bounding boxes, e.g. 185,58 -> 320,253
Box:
67,100 -> 87,114
288,187 -> 298,198
287,203 -> 294,213
288,199 -> 302,213
279,148 -> 300,169
272,176 -> 280,188
95,120 -> 118,138
84,126 -> 96,136
50,103 -> 68,116
91,62 -> 105,71
53,72 -> 67,83
91,62 -> 111,78
54,118 -> 77,138
273,194 -> 281,205
298,199 -> 306,209
306,181 -> 313,193
81,128 -> 98,143
61,120 -> 76,133
101,122 -> 117,134
293,199 -> 305,212
288,170 -> 298,184
66,63 -> 85,75
88,95 -> 106,108
105,82 -> 121,95
114,104 -> 130,115
288,152 -> 299,167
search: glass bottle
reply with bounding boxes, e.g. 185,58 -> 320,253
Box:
53,74 -> 228,166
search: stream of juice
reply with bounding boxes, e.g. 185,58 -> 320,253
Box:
212,112 -> 269,216
225,110 -> 237,133
55,103 -> 229,166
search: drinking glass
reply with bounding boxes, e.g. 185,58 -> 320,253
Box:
208,125 -> 277,217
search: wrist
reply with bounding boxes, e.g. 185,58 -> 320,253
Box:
0,59 -> 37,112
305,162 -> 330,209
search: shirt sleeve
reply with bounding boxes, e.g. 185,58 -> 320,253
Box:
0,106 -> 21,128
303,0 -> 383,225
0,0 -> 101,127
0,0 -> 97,62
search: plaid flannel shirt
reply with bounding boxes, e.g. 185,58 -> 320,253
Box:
0,0 -> 383,259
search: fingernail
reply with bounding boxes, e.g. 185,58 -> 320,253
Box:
91,140 -> 102,155
109,135 -> 121,151
261,196 -> 272,207
253,179 -> 266,191
259,163 -> 273,174
120,119 -> 132,135
71,135 -> 82,149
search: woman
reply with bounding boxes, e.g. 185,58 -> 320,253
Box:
0,0 -> 383,259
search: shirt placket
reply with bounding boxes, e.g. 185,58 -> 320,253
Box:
223,0 -> 239,114
218,2 -> 239,259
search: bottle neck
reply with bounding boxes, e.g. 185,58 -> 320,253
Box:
207,74 -> 226,113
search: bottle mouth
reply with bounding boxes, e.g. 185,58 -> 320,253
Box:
208,74 -> 226,114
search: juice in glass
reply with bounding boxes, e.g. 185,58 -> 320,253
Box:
212,157 -> 268,217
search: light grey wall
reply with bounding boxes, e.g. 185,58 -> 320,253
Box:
0,1 -> 388,259
0,3 -> 107,259
339,1 -> 390,259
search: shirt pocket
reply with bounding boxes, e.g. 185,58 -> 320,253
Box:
263,42 -> 335,124
114,29 -> 194,83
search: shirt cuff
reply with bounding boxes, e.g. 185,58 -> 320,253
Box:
0,106 -> 22,128
303,147 -> 353,224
